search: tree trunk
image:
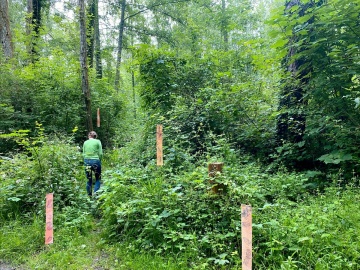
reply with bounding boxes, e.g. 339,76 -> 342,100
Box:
114,0 -> 126,92
26,0 -> 33,56
26,0 -> 42,61
277,0 -> 308,144
87,0 -> 95,68
132,71 -> 136,119
94,0 -> 102,78
221,0 -> 228,50
0,0 -> 13,59
79,0 -> 93,132
32,0 -> 41,35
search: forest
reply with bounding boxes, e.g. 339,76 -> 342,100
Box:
0,0 -> 360,269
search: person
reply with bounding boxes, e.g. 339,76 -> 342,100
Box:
83,131 -> 103,196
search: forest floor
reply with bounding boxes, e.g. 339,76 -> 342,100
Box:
0,216 -> 183,270
0,262 -> 22,270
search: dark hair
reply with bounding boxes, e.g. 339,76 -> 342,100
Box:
88,131 -> 97,138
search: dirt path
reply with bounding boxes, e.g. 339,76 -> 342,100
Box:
0,262 -> 24,270
0,262 -> 15,270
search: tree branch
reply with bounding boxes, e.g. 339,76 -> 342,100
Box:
125,0 -> 190,21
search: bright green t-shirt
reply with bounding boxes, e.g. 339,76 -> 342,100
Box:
83,138 -> 103,160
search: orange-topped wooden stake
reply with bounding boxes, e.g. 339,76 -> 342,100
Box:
45,193 -> 54,245
97,108 -> 100,127
241,204 -> 252,270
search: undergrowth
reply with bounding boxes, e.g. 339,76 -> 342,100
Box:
1,132 -> 360,269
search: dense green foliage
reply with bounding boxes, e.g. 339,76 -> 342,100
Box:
1,0 -> 360,269
271,0 -> 360,175
0,54 -> 124,152
99,156 -> 308,267
1,136 -> 360,268
0,127 -> 89,220
134,45 -> 277,161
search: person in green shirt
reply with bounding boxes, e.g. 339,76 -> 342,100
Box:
83,131 -> 103,196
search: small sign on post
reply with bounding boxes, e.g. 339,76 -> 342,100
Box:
156,125 -> 163,166
241,204 -> 252,270
45,193 -> 54,245
97,108 -> 100,127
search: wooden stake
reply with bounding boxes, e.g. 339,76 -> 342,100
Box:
241,204 -> 252,270
208,162 -> 224,194
156,125 -> 163,166
97,108 -> 100,127
45,193 -> 54,245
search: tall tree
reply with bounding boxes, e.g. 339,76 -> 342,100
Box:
79,0 -> 93,132
87,0 -> 102,78
113,0 -> 191,91
26,0 -> 47,60
276,0 -> 312,144
94,0 -> 102,78
114,0 -> 126,92
0,0 -> 13,59
87,0 -> 96,67
221,0 -> 229,50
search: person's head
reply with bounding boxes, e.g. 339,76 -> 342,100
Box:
88,131 -> 97,139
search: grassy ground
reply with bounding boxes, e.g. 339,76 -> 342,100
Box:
0,217 -> 186,270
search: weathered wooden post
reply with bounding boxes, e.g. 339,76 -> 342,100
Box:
156,125 -> 163,166
241,204 -> 252,270
97,108 -> 100,127
45,193 -> 54,245
208,162 -> 224,194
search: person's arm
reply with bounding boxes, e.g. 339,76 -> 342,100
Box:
82,141 -> 86,158
98,140 -> 103,160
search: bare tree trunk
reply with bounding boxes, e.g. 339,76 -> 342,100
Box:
132,71 -> 136,119
79,0 -> 93,132
26,0 -> 33,32
94,0 -> 102,78
221,0 -> 228,50
0,0 -> 13,59
114,0 -> 126,92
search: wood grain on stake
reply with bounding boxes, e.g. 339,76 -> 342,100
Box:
156,125 -> 163,165
97,108 -> 100,127
45,193 -> 53,245
208,162 -> 224,194
241,204 -> 252,270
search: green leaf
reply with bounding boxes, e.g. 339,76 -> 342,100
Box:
271,38 -> 288,49
159,210 -> 171,218
298,236 -> 313,243
318,151 -> 352,164
7,197 -> 21,202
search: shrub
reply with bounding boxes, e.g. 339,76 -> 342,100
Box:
98,157 -> 310,268
0,127 -> 89,220
253,187 -> 360,269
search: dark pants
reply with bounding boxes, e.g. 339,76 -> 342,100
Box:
84,159 -> 101,195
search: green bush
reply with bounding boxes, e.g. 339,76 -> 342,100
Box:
98,157 -> 310,268
253,187 -> 360,269
0,128 -> 89,220
134,46 -> 277,164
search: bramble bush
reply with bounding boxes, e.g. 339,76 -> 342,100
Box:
1,124 -> 360,269
99,161 -> 360,269
253,187 -> 360,269
0,126 -> 90,223
98,132 -> 360,269
98,142 -> 311,268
